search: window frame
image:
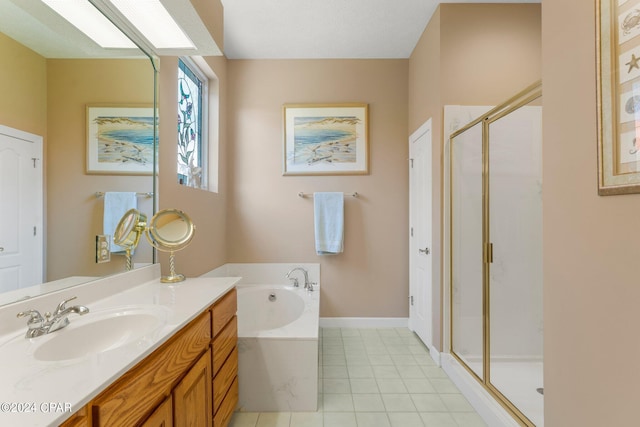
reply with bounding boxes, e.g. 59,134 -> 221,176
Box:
177,56 -> 209,189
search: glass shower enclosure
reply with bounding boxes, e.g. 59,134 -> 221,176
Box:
450,82 -> 543,426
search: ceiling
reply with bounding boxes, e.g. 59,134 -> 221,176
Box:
0,0 -> 221,58
221,0 -> 541,59
0,0 -> 539,60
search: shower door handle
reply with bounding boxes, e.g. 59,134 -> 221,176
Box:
419,247 -> 430,255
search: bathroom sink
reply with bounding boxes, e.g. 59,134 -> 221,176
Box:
31,306 -> 168,362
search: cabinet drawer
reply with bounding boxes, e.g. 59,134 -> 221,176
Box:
213,377 -> 238,427
212,288 -> 237,338
213,346 -> 238,415
212,316 -> 237,375
92,311 -> 211,427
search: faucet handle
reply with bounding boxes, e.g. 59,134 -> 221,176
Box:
54,296 -> 77,314
289,277 -> 299,287
17,310 -> 45,324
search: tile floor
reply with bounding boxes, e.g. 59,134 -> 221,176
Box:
229,327 -> 488,427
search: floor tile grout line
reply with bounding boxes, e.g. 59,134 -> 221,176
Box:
233,327 -> 487,427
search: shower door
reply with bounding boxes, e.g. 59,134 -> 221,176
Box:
450,121 -> 484,380
450,82 -> 543,427
487,96 -> 543,427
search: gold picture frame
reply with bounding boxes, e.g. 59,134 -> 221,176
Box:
283,103 -> 369,176
597,0 -> 640,194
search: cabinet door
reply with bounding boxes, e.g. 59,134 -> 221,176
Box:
59,406 -> 90,427
141,395 -> 173,427
174,348 -> 213,427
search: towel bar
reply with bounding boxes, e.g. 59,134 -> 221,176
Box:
95,192 -> 154,198
298,192 -> 358,198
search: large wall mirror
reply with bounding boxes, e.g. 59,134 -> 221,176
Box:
0,0 -> 158,306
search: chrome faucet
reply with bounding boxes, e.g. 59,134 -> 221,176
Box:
285,267 -> 314,291
16,296 -> 89,338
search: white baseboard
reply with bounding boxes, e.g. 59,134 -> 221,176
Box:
441,354 -> 521,427
319,317 -> 409,328
429,346 -> 441,366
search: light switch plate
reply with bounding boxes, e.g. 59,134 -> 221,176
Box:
96,235 -> 111,263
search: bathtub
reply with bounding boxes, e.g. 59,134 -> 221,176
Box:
202,263 -> 320,412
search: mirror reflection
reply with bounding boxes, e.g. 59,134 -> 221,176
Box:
113,208 -> 148,272
0,0 -> 157,306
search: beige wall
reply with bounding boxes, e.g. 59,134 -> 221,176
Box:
46,59 -> 154,280
0,33 -> 46,137
439,4 -> 542,106
542,1 -> 640,425
190,0 -> 224,51
226,59 -> 409,318
158,55 -> 229,277
408,3 -> 541,350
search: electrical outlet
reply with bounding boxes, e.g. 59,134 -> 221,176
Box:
96,235 -> 111,263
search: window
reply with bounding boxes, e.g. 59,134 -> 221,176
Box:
176,57 -> 219,192
177,58 -> 207,189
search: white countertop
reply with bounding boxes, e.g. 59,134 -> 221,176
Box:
0,274 -> 239,427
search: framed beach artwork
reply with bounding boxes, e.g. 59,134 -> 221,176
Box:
86,105 -> 155,175
283,103 -> 369,175
597,0 -> 640,194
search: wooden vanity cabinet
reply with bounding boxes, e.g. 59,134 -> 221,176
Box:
210,288 -> 238,427
173,348 -> 212,427
59,406 -> 90,427
59,287 -> 238,427
91,310 -> 211,426
141,395 -> 173,427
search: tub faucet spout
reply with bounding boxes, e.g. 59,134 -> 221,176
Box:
286,267 -> 310,290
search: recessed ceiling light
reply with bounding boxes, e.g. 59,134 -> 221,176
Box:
110,0 -> 195,49
41,0 -> 136,48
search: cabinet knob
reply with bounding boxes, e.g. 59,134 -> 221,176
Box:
418,247 -> 430,255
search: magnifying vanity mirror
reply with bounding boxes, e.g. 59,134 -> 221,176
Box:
113,209 -> 149,272
146,209 -> 196,283
113,209 -> 195,283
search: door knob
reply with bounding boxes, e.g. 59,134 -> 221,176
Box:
419,247 -> 430,255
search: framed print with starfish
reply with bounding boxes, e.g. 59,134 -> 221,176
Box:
597,0 -> 640,194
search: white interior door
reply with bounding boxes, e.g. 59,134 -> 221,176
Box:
0,125 -> 43,292
409,119 -> 432,348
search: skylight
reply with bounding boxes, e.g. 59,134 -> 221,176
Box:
41,0 -> 136,48
110,0 -> 195,49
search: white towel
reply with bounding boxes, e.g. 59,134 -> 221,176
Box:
314,192 -> 344,255
103,192 -> 137,253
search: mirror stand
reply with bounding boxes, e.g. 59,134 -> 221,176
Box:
124,248 -> 133,272
162,252 -> 185,283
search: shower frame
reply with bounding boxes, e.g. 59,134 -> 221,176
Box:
448,81 -> 542,427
